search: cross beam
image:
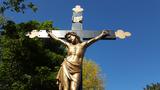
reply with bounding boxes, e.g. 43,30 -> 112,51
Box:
26,5 -> 131,39
36,30 -> 116,40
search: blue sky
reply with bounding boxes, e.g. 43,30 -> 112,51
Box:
5,0 -> 160,90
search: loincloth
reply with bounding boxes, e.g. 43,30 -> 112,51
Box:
56,58 -> 82,89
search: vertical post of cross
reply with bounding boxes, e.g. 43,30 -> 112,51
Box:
72,5 -> 83,90
72,5 -> 83,30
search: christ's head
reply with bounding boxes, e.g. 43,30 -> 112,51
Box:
65,32 -> 82,44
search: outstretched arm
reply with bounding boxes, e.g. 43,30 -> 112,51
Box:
47,31 -> 69,46
84,30 -> 108,47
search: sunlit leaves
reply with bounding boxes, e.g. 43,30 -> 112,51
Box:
83,59 -> 104,90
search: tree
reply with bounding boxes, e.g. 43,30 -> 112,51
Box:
0,0 -> 37,63
0,0 -> 37,14
0,20 -> 65,90
83,59 -> 104,90
0,0 -> 37,28
144,83 -> 160,90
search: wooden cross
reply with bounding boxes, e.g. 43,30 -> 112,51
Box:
26,5 -> 131,40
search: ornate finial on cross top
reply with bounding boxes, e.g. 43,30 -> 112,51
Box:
72,5 -> 83,30
72,5 -> 83,13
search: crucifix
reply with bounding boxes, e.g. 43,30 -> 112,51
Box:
26,5 -> 131,90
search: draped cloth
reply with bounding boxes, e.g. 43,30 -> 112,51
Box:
56,58 -> 82,90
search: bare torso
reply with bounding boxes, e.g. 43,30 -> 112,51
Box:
66,42 -> 86,63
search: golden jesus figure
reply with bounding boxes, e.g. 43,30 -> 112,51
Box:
47,31 -> 107,90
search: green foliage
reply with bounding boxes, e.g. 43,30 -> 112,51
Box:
0,0 -> 37,28
0,0 -> 37,14
0,20 -> 65,90
0,15 -> 7,27
83,59 -> 104,90
144,83 -> 160,90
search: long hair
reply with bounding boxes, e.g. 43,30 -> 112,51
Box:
65,32 -> 82,43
